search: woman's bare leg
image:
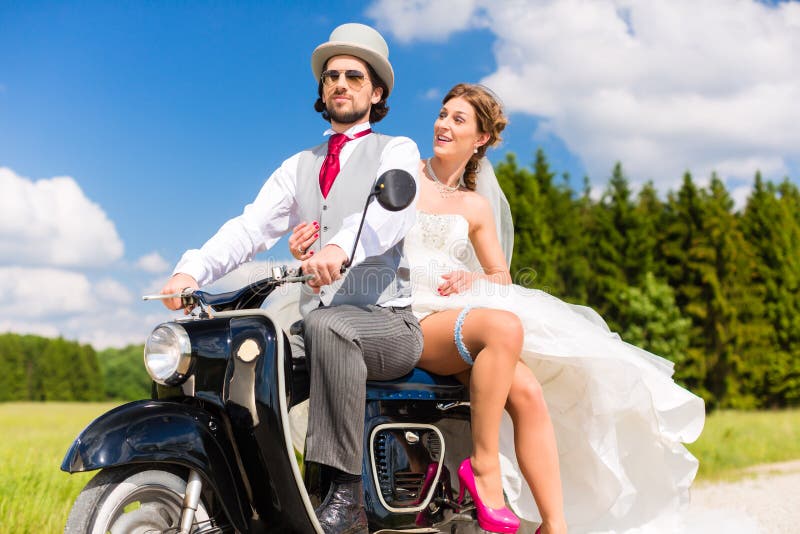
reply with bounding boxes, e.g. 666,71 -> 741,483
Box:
506,363 -> 567,534
417,308 -> 523,510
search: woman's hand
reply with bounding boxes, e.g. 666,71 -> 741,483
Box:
437,270 -> 479,296
288,221 -> 320,260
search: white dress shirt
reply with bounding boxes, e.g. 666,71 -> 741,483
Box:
174,122 -> 420,307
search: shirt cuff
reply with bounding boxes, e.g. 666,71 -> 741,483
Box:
173,251 -> 212,287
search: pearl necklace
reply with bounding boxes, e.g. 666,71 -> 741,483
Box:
425,159 -> 462,198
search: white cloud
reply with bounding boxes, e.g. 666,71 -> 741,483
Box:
0,266 -> 169,349
422,87 -> 442,100
730,184 -> 752,212
0,266 -> 95,318
94,277 -> 134,305
0,260 -> 304,349
136,251 -> 170,273
61,307 -> 169,350
0,167 -> 124,267
368,0 -> 800,189
0,268 -> 131,320
367,0 -> 485,43
0,319 -> 61,339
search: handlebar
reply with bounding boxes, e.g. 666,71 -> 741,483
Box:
142,267 -> 314,314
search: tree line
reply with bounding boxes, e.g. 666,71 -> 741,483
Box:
497,149 -> 800,410
0,334 -> 150,402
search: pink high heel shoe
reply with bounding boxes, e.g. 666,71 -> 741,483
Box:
457,458 -> 520,533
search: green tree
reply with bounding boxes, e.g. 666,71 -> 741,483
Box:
98,345 -> 151,400
496,150 -> 591,302
617,272 -> 691,370
75,344 -> 106,401
631,181 -> 664,280
585,162 -> 643,328
0,334 -> 105,401
496,152 -> 552,291
741,173 -> 800,405
700,175 -> 773,408
659,172 -> 710,400
0,334 -> 28,401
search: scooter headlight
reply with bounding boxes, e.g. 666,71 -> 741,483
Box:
144,323 -> 192,385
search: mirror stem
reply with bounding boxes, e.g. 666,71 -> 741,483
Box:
342,193 -> 377,271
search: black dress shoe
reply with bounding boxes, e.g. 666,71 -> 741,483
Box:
315,480 -> 368,534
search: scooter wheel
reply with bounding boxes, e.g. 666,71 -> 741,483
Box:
65,464 -> 215,534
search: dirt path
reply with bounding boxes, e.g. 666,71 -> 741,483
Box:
686,460 -> 800,533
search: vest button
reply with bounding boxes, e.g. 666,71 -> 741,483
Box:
322,225 -> 328,232
322,205 -> 328,210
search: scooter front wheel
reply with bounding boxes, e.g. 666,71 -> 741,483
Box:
64,464 -> 214,534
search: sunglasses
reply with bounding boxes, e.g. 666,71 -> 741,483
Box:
321,69 -> 370,90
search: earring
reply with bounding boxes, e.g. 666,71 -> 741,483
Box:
473,147 -> 478,154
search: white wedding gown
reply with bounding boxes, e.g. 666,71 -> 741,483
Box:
406,211 -> 706,533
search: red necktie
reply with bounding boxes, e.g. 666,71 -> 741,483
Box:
319,128 -> 371,198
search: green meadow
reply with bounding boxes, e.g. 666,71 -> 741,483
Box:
1,403 -> 799,533
686,408 -> 800,481
0,402 -> 116,534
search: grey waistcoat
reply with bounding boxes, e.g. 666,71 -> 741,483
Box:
295,133 -> 412,317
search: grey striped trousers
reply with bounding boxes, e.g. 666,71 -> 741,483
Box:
290,304 -> 423,475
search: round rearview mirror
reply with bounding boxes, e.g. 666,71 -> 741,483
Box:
374,169 -> 416,212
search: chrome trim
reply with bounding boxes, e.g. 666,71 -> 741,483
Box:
144,322 -> 192,386
405,431 -> 419,444
369,422 -> 446,514
179,469 -> 203,534
435,401 -> 470,411
180,374 -> 195,396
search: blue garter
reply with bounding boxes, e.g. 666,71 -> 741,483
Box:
454,306 -> 475,366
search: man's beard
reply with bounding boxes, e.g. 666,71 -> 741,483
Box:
327,102 -> 370,124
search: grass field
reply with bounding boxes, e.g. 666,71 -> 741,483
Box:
0,402 -> 119,534
686,408 -> 800,480
1,403 -> 799,532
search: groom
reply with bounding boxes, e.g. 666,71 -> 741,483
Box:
160,23 -> 423,533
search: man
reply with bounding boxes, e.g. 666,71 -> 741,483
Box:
160,23 -> 423,534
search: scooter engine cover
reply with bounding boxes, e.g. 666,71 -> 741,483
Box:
369,423 -> 445,512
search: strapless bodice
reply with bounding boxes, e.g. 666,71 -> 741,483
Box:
405,211 -> 482,278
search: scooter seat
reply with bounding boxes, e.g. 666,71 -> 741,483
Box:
366,368 -> 468,401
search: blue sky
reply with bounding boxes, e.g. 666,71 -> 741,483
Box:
2,0 -> 799,347
0,1 -> 579,262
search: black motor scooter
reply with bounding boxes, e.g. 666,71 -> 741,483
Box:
62,170 -> 487,534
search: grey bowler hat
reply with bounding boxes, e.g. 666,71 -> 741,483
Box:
311,23 -> 394,95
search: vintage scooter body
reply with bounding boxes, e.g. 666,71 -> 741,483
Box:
63,304 -> 473,533
62,170 -> 480,534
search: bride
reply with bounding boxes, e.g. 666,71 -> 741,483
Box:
290,83 -> 705,533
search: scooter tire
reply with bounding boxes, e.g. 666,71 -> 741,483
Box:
64,464 -> 214,534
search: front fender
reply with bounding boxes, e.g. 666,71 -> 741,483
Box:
61,400 -> 248,532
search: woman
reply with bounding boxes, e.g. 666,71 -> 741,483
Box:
290,84 -> 705,534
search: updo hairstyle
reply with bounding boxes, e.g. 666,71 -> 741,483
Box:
442,83 -> 508,190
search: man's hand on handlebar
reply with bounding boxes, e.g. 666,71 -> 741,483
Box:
160,273 -> 200,313
302,244 -> 348,293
